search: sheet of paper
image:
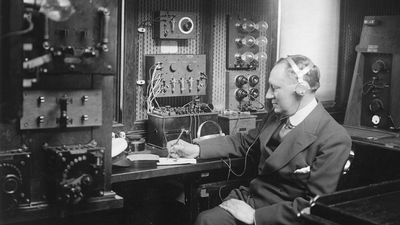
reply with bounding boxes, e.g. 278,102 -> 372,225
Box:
157,157 -> 197,166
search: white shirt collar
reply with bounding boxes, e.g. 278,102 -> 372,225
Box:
288,98 -> 318,126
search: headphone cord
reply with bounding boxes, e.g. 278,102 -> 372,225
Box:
221,117 -> 268,177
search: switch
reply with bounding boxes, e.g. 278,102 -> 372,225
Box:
170,78 -> 176,93
82,48 -> 97,58
188,77 -> 193,93
64,46 -> 74,55
37,115 -> 45,125
81,115 -> 89,122
81,95 -> 89,104
38,96 -> 45,106
179,78 -> 185,93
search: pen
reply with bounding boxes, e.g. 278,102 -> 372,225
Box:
168,128 -> 189,158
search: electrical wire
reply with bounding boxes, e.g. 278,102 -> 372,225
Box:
221,118 -> 267,177
146,64 -> 163,113
1,13 -> 34,39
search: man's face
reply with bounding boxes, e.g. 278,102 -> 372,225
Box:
266,63 -> 300,116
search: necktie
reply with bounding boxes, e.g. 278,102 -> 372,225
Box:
279,118 -> 295,140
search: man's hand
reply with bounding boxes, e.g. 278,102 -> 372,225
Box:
219,199 -> 255,224
167,139 -> 200,158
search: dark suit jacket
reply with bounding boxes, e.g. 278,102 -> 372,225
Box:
198,103 -> 352,225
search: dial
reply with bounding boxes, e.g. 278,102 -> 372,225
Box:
371,115 -> 381,125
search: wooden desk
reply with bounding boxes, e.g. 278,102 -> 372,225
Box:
111,158 -> 245,183
1,191 -> 123,225
304,179 -> 400,225
344,125 -> 400,151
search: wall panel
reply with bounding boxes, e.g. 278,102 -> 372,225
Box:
129,0 -> 278,121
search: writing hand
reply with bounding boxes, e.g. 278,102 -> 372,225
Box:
219,199 -> 255,224
167,139 -> 199,158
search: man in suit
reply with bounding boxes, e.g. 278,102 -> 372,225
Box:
167,55 -> 352,225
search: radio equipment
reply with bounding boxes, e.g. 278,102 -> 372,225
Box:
145,54 -> 207,98
22,0 -> 118,77
226,15 -> 269,69
43,140 -> 104,205
226,70 -> 263,112
0,148 -> 31,212
153,11 -> 197,39
345,16 -> 400,131
145,54 -> 217,148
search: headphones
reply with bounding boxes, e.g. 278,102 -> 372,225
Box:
286,57 -> 314,96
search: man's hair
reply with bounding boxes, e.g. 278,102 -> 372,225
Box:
276,55 -> 320,92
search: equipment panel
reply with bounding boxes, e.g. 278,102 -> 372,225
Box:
225,70 -> 264,112
0,149 -> 31,213
145,54 -> 207,97
226,15 -> 269,70
20,89 -> 102,130
360,54 -> 392,129
22,0 -> 118,76
345,16 -> 400,131
153,11 -> 197,39
43,141 -> 104,205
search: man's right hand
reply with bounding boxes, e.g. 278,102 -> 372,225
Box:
167,139 -> 200,159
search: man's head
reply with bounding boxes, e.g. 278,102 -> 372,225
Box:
266,55 -> 320,115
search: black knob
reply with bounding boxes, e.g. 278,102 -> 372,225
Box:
2,174 -> 20,195
371,60 -> 386,74
81,174 -> 93,187
186,64 -> 193,72
235,75 -> 248,87
249,75 -> 260,86
235,88 -> 248,101
369,98 -> 384,113
249,88 -> 260,99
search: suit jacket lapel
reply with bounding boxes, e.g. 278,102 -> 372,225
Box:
261,104 -> 325,175
259,114 -> 283,151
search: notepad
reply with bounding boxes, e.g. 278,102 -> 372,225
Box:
157,157 -> 197,166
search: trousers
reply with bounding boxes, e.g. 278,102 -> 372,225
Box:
195,186 -> 256,225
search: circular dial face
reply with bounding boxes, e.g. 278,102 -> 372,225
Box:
371,115 -> 381,125
178,17 -> 194,34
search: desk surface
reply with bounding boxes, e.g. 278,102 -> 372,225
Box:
112,125 -> 400,184
344,125 -> 400,151
111,158 -> 244,183
309,179 -> 400,225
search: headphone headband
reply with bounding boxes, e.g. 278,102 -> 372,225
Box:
286,57 -> 314,84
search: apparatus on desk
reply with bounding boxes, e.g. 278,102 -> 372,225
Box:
144,54 -> 220,150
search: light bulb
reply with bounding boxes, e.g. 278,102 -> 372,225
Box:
241,52 -> 255,63
240,19 -> 255,33
254,52 -> 268,62
255,36 -> 268,47
242,35 -> 256,47
255,21 -> 269,32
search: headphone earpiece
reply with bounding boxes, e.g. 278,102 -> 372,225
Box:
295,82 -> 308,96
286,56 -> 313,96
